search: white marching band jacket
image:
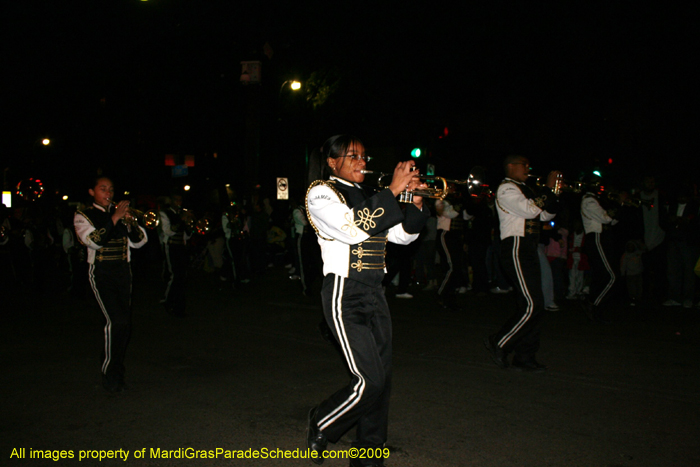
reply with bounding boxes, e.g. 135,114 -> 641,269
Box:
581,193 -> 617,234
496,178 -> 557,239
306,176 -> 428,287
74,203 -> 148,264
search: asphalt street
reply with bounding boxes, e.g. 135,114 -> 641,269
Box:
2,262 -> 699,467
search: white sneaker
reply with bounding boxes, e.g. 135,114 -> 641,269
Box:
662,299 -> 681,307
395,293 -> 413,299
457,286 -> 468,294
490,287 -> 510,294
683,300 -> 693,309
545,303 -> 559,311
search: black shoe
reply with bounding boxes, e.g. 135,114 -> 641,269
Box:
307,407 -> 327,465
511,359 -> 547,373
483,336 -> 509,368
583,301 -> 611,325
102,375 -> 123,393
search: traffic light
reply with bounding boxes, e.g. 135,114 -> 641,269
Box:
411,148 -> 422,158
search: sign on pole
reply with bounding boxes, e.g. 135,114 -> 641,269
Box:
277,177 -> 289,200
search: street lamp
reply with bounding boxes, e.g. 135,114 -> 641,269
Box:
279,80 -> 302,98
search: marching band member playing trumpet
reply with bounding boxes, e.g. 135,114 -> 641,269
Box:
484,155 -> 560,372
581,181 -> 618,323
74,176 -> 148,392
305,135 -> 429,466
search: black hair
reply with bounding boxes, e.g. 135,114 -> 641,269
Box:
307,134 -> 363,185
503,154 -> 526,171
91,174 -> 113,189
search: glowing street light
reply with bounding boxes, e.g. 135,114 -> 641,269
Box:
279,80 -> 302,97
42,138 -> 51,146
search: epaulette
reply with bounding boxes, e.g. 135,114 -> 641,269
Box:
305,180 -> 347,241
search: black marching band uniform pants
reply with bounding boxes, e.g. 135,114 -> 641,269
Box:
316,274 -> 392,449
89,261 -> 133,387
437,229 -> 468,297
585,231 -> 616,307
164,243 -> 188,314
494,235 -> 544,362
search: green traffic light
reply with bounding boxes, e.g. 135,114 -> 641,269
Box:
411,148 -> 421,158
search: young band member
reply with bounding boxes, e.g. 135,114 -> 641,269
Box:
305,135 -> 429,466
74,176 -> 148,392
484,155 -> 560,372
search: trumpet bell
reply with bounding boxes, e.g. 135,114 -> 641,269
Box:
195,217 -> 212,235
142,210 -> 160,229
466,166 -> 493,198
122,208 -> 160,229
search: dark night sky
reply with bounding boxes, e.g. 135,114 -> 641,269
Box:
3,1 -> 697,203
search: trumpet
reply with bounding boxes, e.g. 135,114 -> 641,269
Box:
179,209 -> 213,235
464,166 -> 494,199
361,170 -> 455,203
122,207 -> 160,229
528,174 -> 596,195
605,191 -> 654,208
194,216 -> 213,235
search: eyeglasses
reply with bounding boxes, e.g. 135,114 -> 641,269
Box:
340,154 -> 372,163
